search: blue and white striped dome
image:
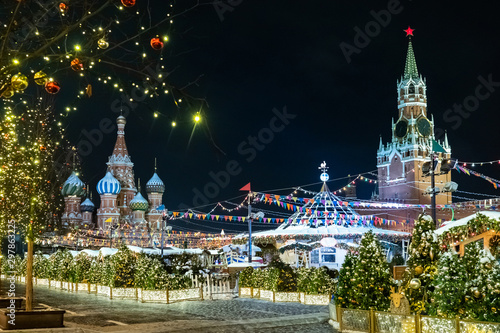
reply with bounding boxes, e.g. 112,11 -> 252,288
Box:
146,172 -> 165,193
80,198 -> 95,212
97,171 -> 121,195
61,172 -> 85,196
129,192 -> 148,211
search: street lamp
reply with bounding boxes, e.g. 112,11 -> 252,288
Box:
422,152 -> 457,227
160,213 -> 172,258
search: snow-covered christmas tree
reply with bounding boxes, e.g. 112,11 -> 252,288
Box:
429,250 -> 465,318
350,230 -> 393,311
335,252 -> 358,309
404,214 -> 440,314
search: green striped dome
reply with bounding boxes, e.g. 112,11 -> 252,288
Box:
129,192 -> 148,211
61,172 -> 85,196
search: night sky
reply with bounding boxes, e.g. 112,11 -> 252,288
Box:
62,1 -> 500,233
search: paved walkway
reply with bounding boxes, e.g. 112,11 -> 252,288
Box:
0,280 -> 336,332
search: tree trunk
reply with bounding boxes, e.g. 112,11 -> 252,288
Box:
26,237 -> 34,311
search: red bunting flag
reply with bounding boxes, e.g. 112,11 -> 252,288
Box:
239,182 -> 251,191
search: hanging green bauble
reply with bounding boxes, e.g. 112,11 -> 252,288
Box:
409,278 -> 421,290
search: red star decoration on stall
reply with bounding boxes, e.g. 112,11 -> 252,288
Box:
404,26 -> 414,37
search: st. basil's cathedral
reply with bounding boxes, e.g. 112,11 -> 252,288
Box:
60,115 -> 165,231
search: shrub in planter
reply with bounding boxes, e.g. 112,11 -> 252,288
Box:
110,245 -> 136,287
297,267 -> 336,295
72,252 -> 92,283
14,255 -> 27,277
239,267 -> 254,288
47,250 -> 74,281
263,267 -> 279,292
134,253 -> 182,290
87,257 -> 104,284
268,257 -> 297,292
33,252 -> 49,279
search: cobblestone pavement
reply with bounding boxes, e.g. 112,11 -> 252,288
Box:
1,280 -> 336,332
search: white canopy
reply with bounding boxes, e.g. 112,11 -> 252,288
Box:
245,224 -> 410,239
435,211 -> 500,235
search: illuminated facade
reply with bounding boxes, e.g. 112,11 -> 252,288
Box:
61,115 -> 166,230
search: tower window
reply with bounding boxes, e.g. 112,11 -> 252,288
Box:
419,87 -> 423,94
409,84 -> 415,94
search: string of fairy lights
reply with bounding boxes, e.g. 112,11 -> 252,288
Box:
1,0 -> 207,126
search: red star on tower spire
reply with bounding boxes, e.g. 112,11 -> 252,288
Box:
404,26 -> 414,37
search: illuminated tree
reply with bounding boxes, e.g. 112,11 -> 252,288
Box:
0,0 -> 212,312
0,0 -> 210,119
349,231 -> 393,311
403,214 -> 440,314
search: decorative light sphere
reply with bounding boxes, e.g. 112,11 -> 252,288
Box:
34,71 -> 48,86
409,278 -> 421,290
98,38 -> 109,49
121,0 -> 136,7
150,37 -> 164,50
320,172 -> 329,182
71,58 -> 84,71
11,73 -> 28,91
45,81 -> 61,94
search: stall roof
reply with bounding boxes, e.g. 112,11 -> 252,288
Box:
435,211 -> 500,235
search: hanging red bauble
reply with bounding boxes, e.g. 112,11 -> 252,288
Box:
121,0 -> 136,7
45,81 -> 61,94
70,58 -> 84,71
59,3 -> 68,13
150,37 -> 164,50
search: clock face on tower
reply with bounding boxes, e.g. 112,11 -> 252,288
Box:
395,120 -> 408,138
417,117 -> 432,137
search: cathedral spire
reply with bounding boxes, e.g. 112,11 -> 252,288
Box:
111,116 -> 130,162
403,27 -> 418,80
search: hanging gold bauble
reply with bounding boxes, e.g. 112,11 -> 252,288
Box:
1,85 -> 14,98
98,38 -> 109,49
86,84 -> 92,97
429,249 -> 434,260
486,262 -> 493,269
473,289 -> 481,298
409,278 -> 421,290
414,266 -> 424,276
11,73 -> 28,91
34,71 -> 48,86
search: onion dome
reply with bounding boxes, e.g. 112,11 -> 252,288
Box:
146,173 -> 165,193
97,171 -> 121,195
61,172 -> 85,196
80,198 -> 95,212
129,192 -> 148,211
117,115 -> 126,125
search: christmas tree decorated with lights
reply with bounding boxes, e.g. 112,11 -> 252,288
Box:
0,0 -> 212,314
403,214 -> 440,314
429,250 -> 466,318
349,230 -> 393,311
334,252 -> 358,309
0,97 -> 74,237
